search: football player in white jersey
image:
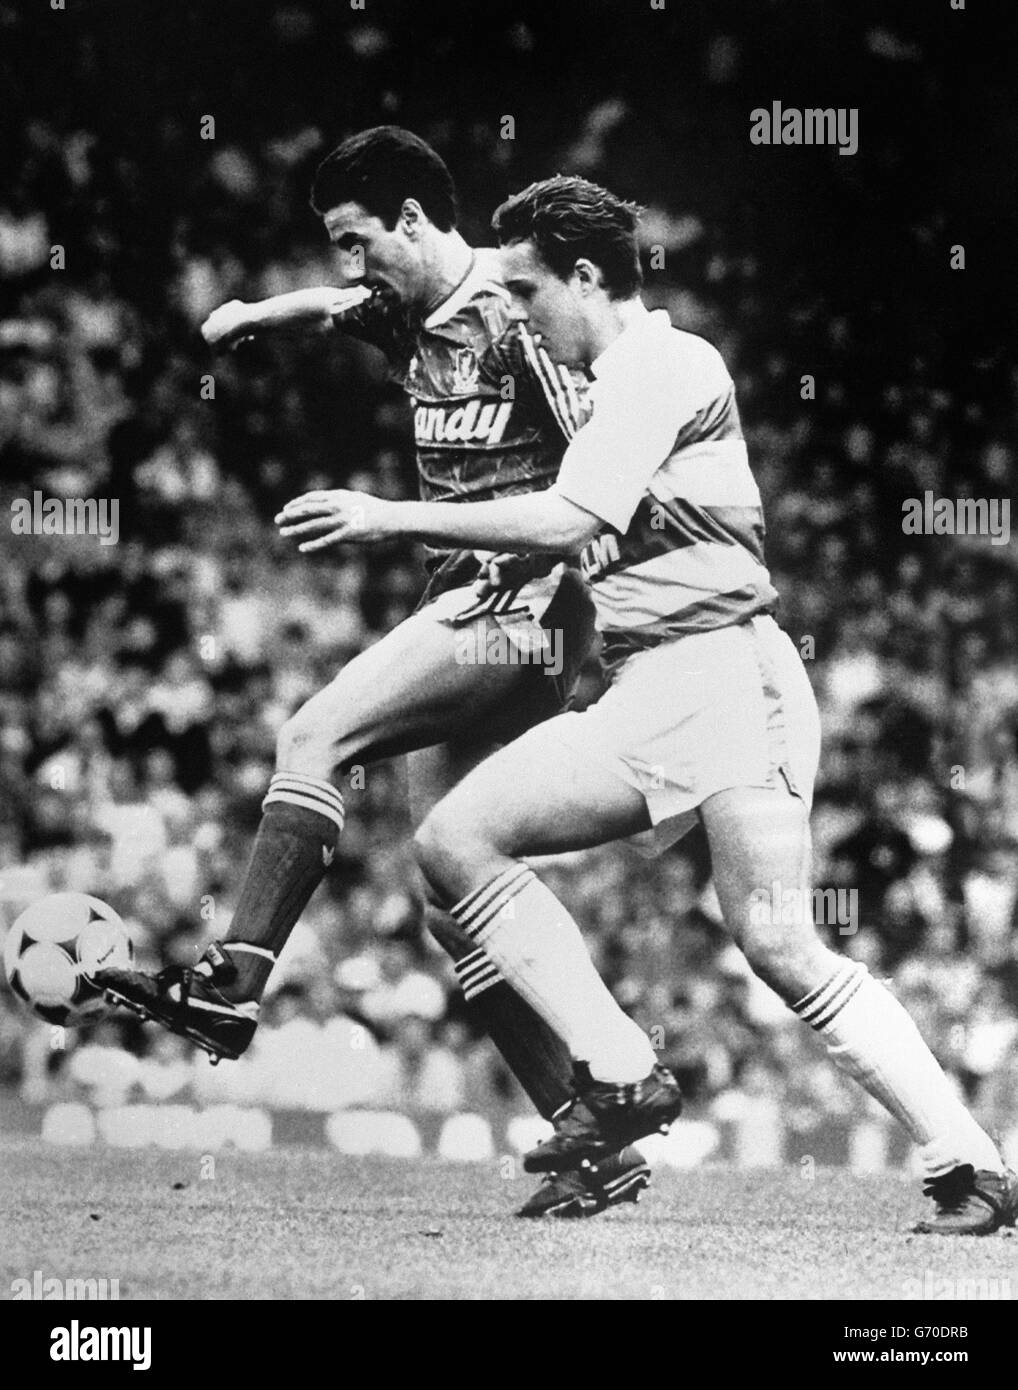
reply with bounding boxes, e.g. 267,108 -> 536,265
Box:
276,175 -> 1016,1235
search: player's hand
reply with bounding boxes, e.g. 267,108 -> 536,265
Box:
472,551 -> 540,597
201,300 -> 257,349
275,490 -> 396,550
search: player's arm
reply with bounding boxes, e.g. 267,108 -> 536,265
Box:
201,286 -> 373,349
276,487 -> 600,554
276,343 -> 694,553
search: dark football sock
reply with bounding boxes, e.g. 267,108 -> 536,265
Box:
220,772 -> 345,1001
453,944 -> 573,1121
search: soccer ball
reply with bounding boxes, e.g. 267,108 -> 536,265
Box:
3,892 -> 133,1027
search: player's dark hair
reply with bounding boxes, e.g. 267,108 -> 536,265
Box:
492,175 -> 643,298
310,126 -> 458,231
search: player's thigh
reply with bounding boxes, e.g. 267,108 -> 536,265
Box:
415,718 -> 651,900
283,607 -> 550,771
403,658 -> 581,826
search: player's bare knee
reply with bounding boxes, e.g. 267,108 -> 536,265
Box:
413,807 -> 494,907
276,707 -> 338,777
741,936 -> 792,996
412,812 -> 460,904
740,921 -> 827,1002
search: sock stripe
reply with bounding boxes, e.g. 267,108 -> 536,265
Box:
457,874 -> 535,941
461,968 -> 501,1001
455,947 -> 488,972
264,786 -> 345,817
810,970 -> 867,1031
796,962 -> 868,1030
266,774 -> 345,809
460,959 -> 500,985
263,791 -> 345,830
268,772 -> 345,802
790,973 -> 832,1015
452,949 -> 504,1002
452,864 -> 534,935
451,862 -> 530,922
263,774 -> 345,831
811,963 -> 865,1026
454,949 -> 500,982
266,785 -> 343,816
792,960 -> 855,1019
456,960 -> 503,992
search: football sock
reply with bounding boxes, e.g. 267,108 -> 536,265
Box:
793,959 -> 1002,1177
452,944 -> 574,1120
451,863 -> 658,1085
219,773 -> 345,1001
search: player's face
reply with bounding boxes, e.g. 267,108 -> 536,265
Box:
322,201 -> 426,305
498,239 -> 592,368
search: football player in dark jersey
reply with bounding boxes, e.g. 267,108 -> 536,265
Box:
99,128 -> 649,1218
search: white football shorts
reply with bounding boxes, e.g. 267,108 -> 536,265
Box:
543,614 -> 821,853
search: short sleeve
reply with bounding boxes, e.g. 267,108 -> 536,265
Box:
554,331 -> 731,532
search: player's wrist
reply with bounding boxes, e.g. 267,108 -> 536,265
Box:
248,289 -> 332,331
248,297 -> 288,330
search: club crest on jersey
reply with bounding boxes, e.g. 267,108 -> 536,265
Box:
415,398 -> 513,445
452,346 -> 479,392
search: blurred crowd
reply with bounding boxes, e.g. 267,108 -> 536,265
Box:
1,1 -> 1016,1155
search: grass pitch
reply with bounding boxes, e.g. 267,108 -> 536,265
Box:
1,1138 -> 1015,1300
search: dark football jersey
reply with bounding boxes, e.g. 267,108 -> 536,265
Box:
334,249 -> 587,504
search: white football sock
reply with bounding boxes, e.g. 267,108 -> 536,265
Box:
451,864 -> 658,1084
793,960 -> 1002,1177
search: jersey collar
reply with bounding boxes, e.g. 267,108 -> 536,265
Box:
422,248 -> 508,330
588,302 -> 666,379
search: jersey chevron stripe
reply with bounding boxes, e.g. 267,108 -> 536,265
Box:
520,328 -> 585,440
589,538 -> 771,628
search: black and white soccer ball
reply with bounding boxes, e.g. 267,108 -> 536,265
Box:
3,892 -> 134,1027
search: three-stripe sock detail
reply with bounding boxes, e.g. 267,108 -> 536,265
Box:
452,863 -> 535,943
450,864 -> 658,1084
454,947 -> 503,1002
792,957 -> 1003,1177
792,959 -> 867,1030
218,774 -> 345,1003
263,773 -> 345,833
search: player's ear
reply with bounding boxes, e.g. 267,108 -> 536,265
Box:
572,258 -> 603,295
399,199 -> 426,237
